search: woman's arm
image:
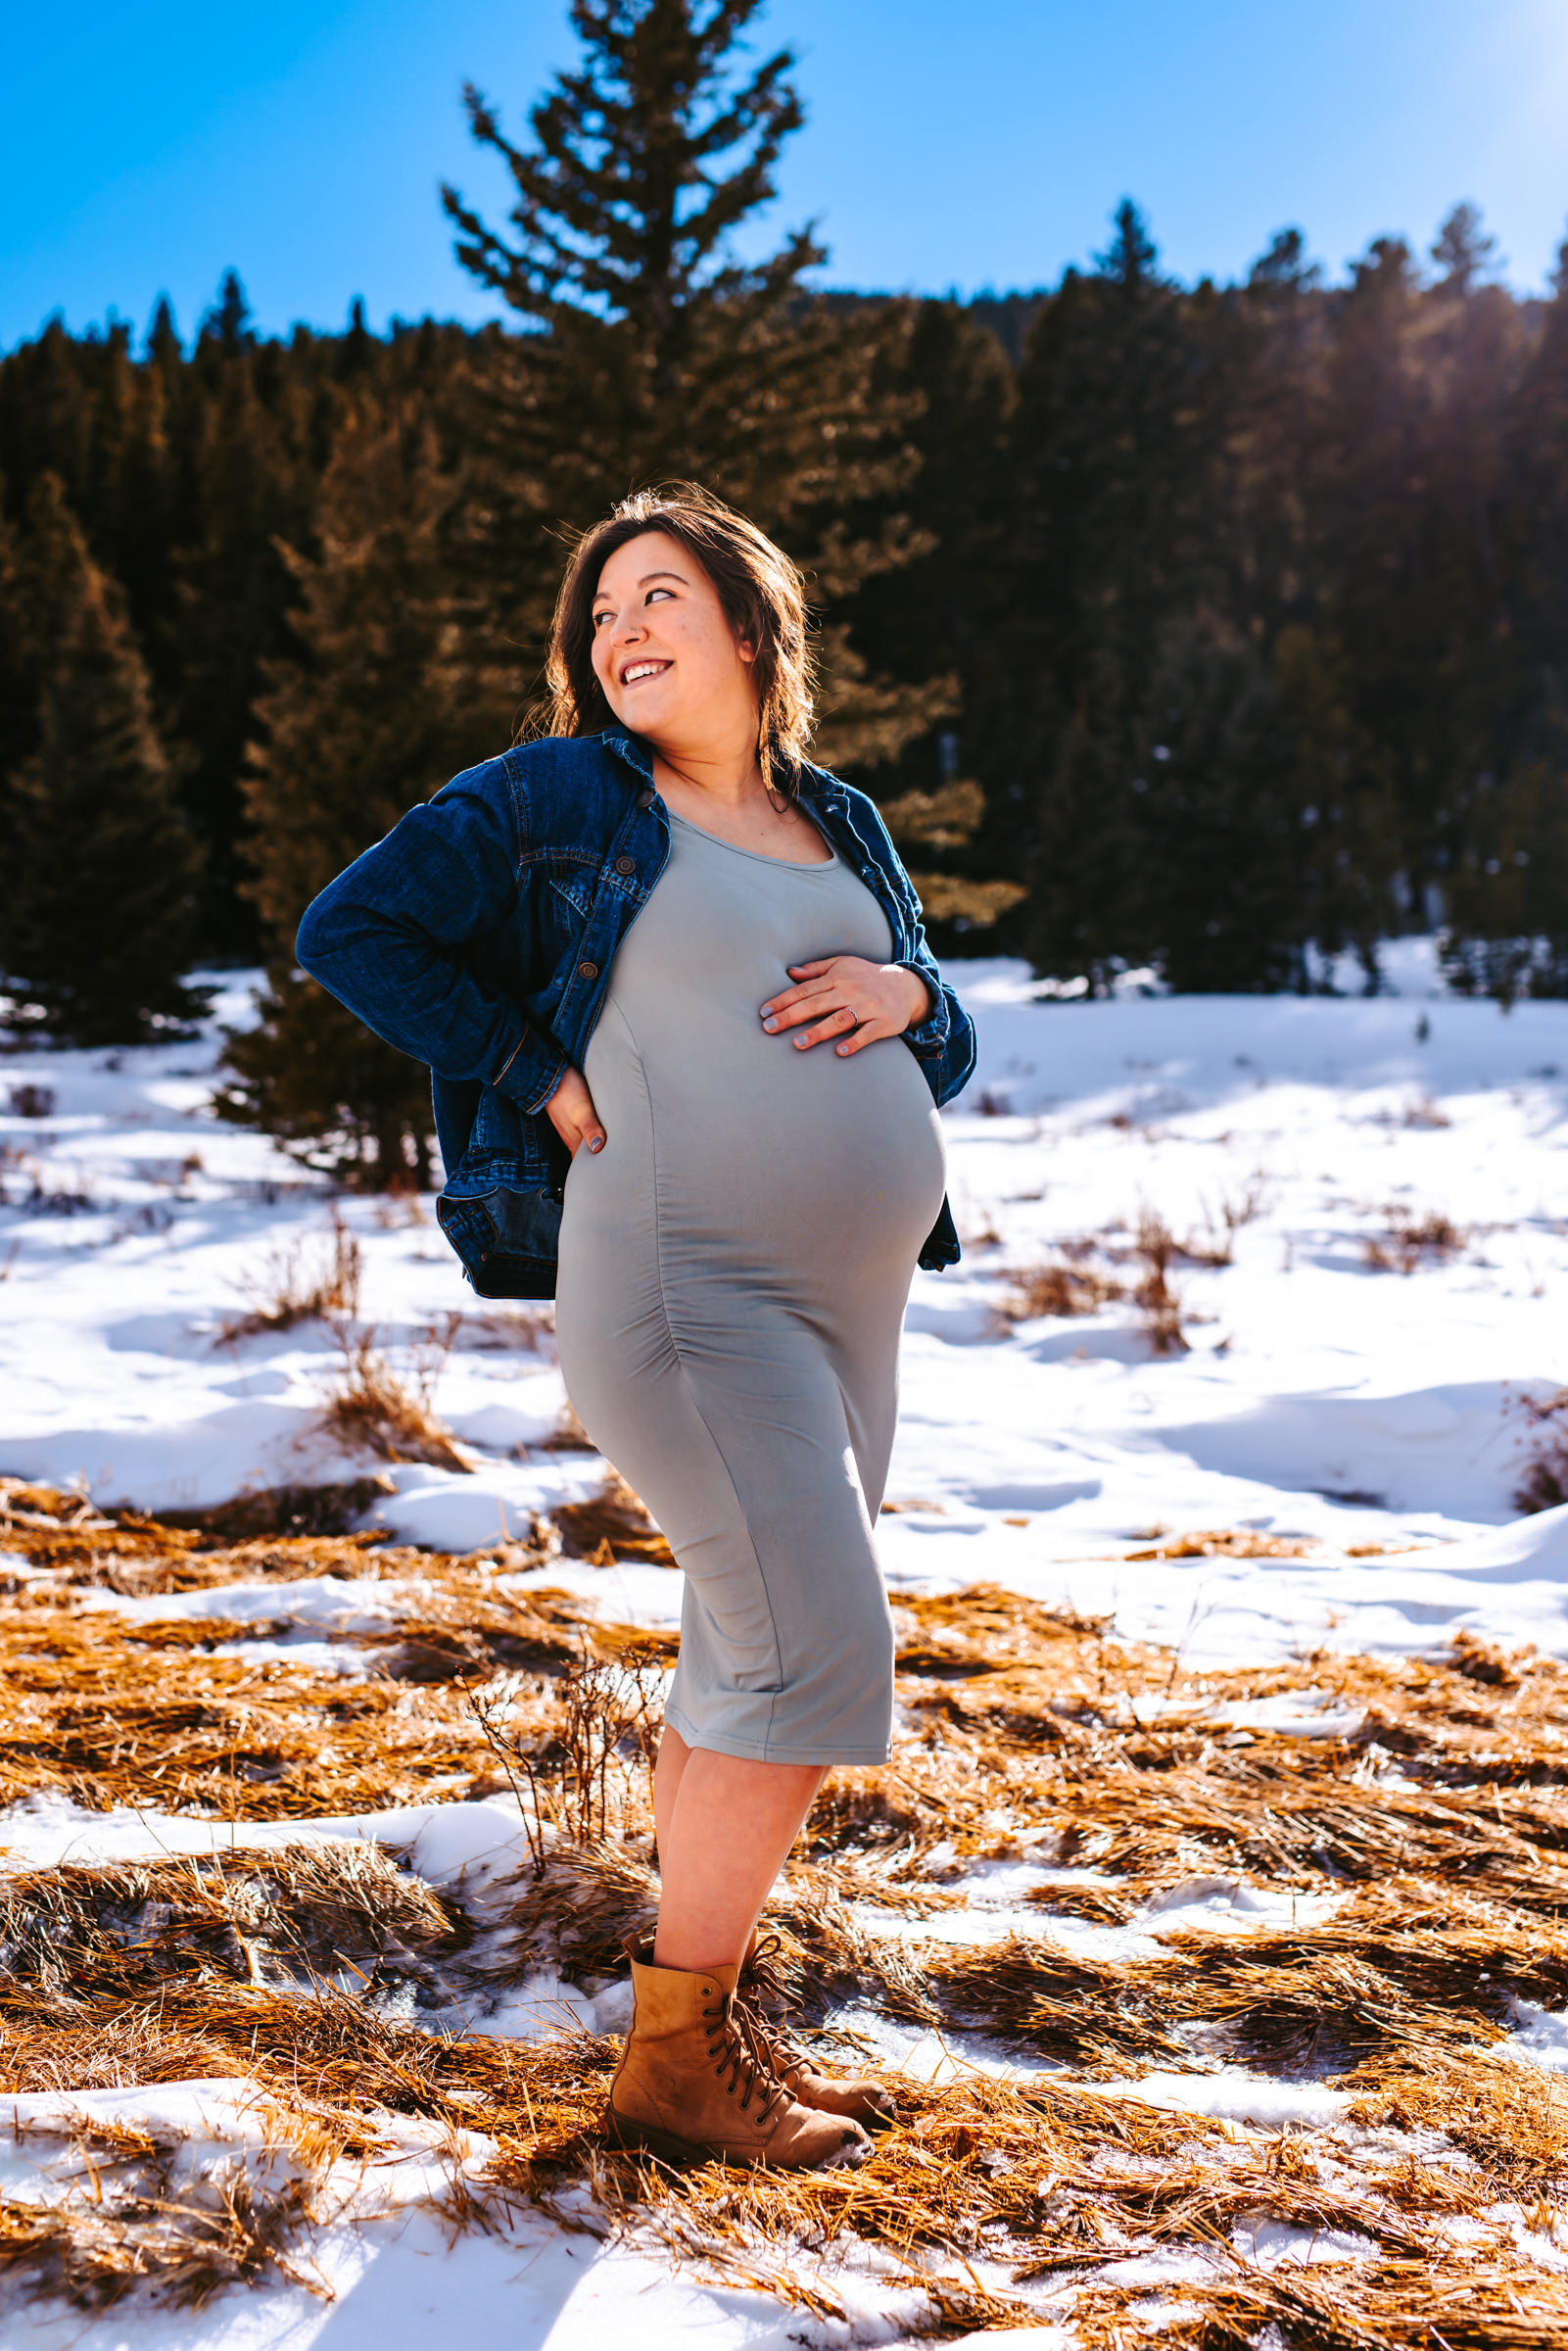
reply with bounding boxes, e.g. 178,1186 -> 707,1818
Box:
295,762 -> 567,1116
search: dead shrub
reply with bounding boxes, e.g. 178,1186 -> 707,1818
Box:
1005,1233 -> 1126,1321
223,1212 -> 362,1340
1181,1176 -> 1269,1267
469,1646 -> 666,1871
1363,1208 -> 1467,1274
1004,1216 -> 1188,1351
465,1307 -> 555,1354
1509,1386 -> 1568,1514
1006,1257 -> 1125,1320
319,1318 -> 469,1473
1131,1210 -> 1189,1353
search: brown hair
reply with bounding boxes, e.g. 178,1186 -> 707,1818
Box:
541,483 -> 815,794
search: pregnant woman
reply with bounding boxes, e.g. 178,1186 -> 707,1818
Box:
296,486 -> 974,2173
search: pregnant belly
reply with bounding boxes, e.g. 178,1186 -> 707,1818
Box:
575,1019 -> 946,1284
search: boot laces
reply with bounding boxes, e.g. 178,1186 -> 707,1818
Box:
739,1933 -> 809,2073
702,1991 -> 788,2119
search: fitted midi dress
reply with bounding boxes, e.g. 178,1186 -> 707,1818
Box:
554,811 -> 947,1765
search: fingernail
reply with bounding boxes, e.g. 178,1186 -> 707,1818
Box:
762,1017 -> 778,1031
589,1136 -> 603,1152
836,1043 -> 850,1055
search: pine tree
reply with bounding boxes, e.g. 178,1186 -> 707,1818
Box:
217,406 -> 519,1184
0,491 -> 31,790
170,274 -> 324,953
0,487 -> 207,1045
1018,203 -> 1243,987
1471,231 -> 1568,994
443,0 -> 943,756
1438,737 -> 1568,1005
844,299 -> 1029,941
1438,259 -> 1568,1022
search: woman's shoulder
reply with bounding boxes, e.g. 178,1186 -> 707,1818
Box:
799,762 -> 903,860
440,731 -> 634,789
435,732 -> 645,822
508,728 -> 641,771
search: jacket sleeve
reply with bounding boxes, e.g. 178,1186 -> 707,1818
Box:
844,790 -> 978,1108
294,758 -> 567,1116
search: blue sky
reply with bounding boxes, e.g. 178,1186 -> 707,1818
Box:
5,0 -> 1568,350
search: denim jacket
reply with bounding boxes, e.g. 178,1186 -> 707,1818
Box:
295,728 -> 976,1298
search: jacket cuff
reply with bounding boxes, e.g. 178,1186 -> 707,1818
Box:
897,963 -> 949,1050
493,1025 -> 569,1117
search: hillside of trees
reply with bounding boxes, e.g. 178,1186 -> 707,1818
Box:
4,0 -> 1568,1177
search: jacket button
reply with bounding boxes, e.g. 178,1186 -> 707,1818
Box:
615,856 -> 635,875
578,960 -> 597,979
638,788 -> 655,808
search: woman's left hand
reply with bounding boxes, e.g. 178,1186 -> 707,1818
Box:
760,957 -> 931,1056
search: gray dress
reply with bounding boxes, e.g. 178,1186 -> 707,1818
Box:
554,811 -> 947,1765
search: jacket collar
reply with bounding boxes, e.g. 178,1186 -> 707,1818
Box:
797,760 -> 850,815
601,730 -> 850,817
601,728 -> 655,782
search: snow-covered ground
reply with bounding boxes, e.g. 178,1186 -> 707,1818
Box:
5,946 -> 1568,1660
5,944 -> 1568,2346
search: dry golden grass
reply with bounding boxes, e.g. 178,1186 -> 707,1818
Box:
1363,1206 -> 1469,1273
1510,1386 -> 1568,1515
220,1211 -> 362,1341
3,1485 -> 1568,2338
1008,1257 -> 1127,1320
318,1319 -> 471,1473
1004,1215 -> 1190,1352
1124,1526 -> 1319,1559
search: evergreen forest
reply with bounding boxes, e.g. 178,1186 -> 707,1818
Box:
5,0 -> 1568,1184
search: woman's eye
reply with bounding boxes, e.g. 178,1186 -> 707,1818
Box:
645,587 -> 674,603
593,610 -> 612,627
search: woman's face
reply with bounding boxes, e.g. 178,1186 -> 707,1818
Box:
590,530 -> 755,747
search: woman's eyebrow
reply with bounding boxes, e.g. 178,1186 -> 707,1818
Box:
593,568 -> 687,603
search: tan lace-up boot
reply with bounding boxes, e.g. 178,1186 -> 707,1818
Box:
604,1937 -> 872,2171
737,1933 -> 897,2131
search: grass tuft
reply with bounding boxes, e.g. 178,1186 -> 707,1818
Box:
319,1318 -> 468,1473
1509,1386 -> 1568,1514
222,1211 -> 362,1341
1363,1207 -> 1468,1274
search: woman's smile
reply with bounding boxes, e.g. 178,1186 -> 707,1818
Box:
620,657 -> 672,686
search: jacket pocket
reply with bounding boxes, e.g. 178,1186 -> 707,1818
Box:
917,1192 -> 961,1274
437,1183 -> 563,1301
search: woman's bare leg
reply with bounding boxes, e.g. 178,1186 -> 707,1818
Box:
652,1726 -> 826,1973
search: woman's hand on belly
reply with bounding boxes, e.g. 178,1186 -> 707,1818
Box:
546,1066 -> 606,1156
759,957 -> 931,1058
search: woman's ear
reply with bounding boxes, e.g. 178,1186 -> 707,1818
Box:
737,638 -> 757,666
